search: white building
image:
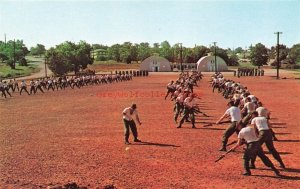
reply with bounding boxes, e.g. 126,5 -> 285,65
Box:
196,55 -> 228,72
140,55 -> 172,72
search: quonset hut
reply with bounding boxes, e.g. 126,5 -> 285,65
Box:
196,55 -> 228,72
140,55 -> 172,72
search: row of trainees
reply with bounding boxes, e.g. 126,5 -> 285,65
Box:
165,71 -> 207,129
212,73 -> 254,99
214,73 -> 285,176
0,73 -> 133,98
236,68 -> 265,77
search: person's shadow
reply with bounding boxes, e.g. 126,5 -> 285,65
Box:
132,141 -> 180,147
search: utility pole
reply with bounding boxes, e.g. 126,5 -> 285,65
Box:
4,33 -> 6,48
44,56 -> 48,77
274,32 -> 282,79
179,43 -> 183,73
13,39 -> 16,69
213,42 -> 217,73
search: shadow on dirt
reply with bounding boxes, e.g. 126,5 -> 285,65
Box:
272,123 -> 287,126
195,121 -> 214,124
272,126 -> 287,129
257,167 -> 300,174
252,174 -> 300,180
275,132 -> 292,135
219,120 -> 231,124
277,139 -> 300,142
132,141 -> 180,147
264,151 -> 292,155
196,127 -> 226,131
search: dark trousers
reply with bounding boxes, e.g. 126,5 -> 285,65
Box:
1,88 -> 6,98
165,89 -> 174,99
212,83 -> 219,93
5,88 -> 12,97
244,142 -> 275,174
30,86 -> 36,94
256,130 -> 284,165
13,84 -> 19,92
179,108 -> 195,127
222,121 -> 238,147
8,85 -> 13,92
174,102 -> 183,122
36,85 -> 44,93
20,86 -> 30,95
123,119 -> 138,142
47,84 -> 55,91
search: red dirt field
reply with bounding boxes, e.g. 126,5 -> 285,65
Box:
0,71 -> 299,189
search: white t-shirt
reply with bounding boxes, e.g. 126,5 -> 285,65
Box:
233,93 -> 241,101
251,117 -> 269,131
184,97 -> 196,109
244,102 -> 256,113
176,93 -> 184,104
256,107 -> 270,118
238,127 -> 259,143
21,81 -> 26,87
167,83 -> 174,89
248,95 -> 257,102
122,107 -> 138,121
225,106 -> 241,122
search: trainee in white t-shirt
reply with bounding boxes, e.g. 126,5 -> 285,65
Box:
225,106 -> 241,122
251,117 -> 269,131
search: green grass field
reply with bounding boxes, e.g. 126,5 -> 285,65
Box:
0,63 -> 40,79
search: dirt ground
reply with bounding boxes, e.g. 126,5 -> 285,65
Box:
0,70 -> 299,188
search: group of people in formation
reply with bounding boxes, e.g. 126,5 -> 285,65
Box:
164,71 -> 204,129
0,73 -> 133,98
212,72 -> 285,176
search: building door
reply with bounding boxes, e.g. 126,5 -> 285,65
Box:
155,66 -> 159,72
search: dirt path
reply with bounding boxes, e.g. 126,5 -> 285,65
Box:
17,57 -> 52,80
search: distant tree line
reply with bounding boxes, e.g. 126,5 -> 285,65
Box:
1,39 -> 300,75
93,41 -> 240,66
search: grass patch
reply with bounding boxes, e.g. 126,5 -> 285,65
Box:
0,63 -> 40,79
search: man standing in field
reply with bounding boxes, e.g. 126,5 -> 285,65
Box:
122,104 -> 142,145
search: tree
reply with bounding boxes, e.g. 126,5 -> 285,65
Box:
228,54 -> 239,66
235,47 -> 243,54
19,57 -> 28,66
0,40 -> 29,69
194,45 -> 209,62
152,43 -> 160,54
160,41 -> 173,61
211,46 -> 230,65
269,45 -> 289,62
119,42 -> 133,64
46,41 -> 93,75
107,44 -> 121,62
249,43 -> 269,67
30,44 -> 46,57
287,44 -> 300,64
137,42 -> 151,62
92,44 -> 108,50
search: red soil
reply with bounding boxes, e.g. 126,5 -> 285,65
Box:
0,72 -> 299,188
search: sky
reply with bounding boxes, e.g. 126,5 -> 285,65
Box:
0,0 -> 299,49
